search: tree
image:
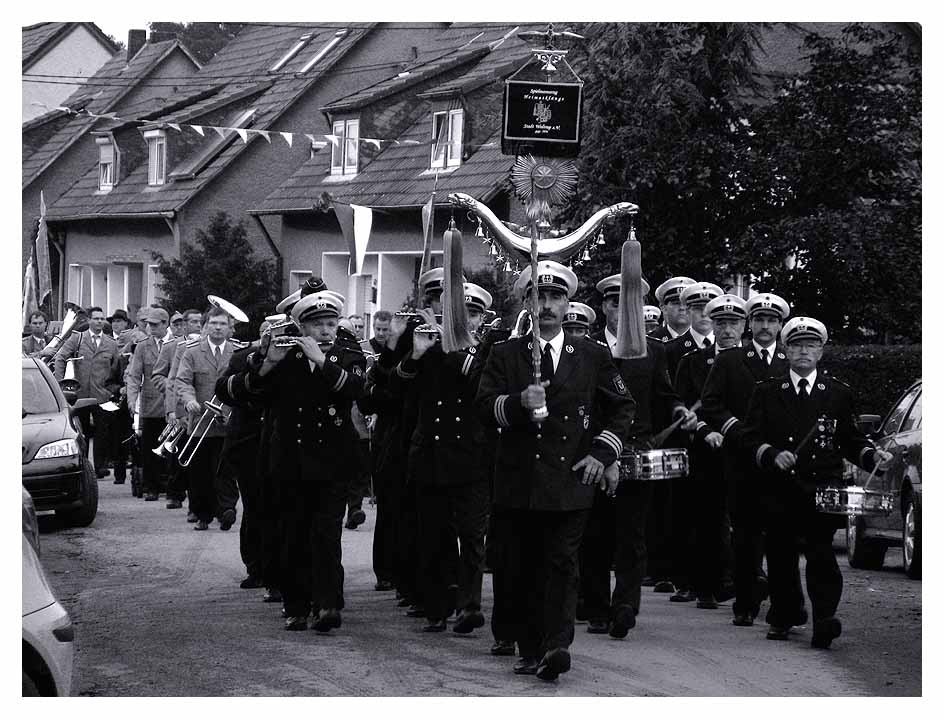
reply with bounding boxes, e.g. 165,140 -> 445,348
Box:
152,212 -> 281,339
560,22 -> 766,306
148,22 -> 246,64
731,25 -> 921,342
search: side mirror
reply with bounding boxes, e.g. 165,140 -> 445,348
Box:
856,413 -> 883,436
70,398 -> 101,413
62,389 -> 78,406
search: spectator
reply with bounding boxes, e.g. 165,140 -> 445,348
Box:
23,311 -> 50,356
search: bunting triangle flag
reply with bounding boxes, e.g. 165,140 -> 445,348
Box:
325,134 -> 339,147
280,132 -> 293,147
364,138 -> 381,150
334,202 -> 373,276
212,126 -> 227,138
235,129 -> 248,143
257,130 -> 271,143
168,123 -> 182,132
191,125 -> 205,136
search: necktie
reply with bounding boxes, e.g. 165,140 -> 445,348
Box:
798,377 -> 809,399
540,343 -> 555,383
760,347 -> 770,365
93,334 -> 100,350
702,337 -> 711,349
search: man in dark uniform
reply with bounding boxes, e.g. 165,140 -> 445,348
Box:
649,276 -> 695,344
742,316 -> 891,647
671,293 -> 745,608
701,292 -> 793,626
392,283 -> 493,634
643,305 -> 661,336
243,291 -> 366,631
665,282 -> 724,379
477,261 -> 634,682
578,273 -> 693,637
562,302 -> 596,342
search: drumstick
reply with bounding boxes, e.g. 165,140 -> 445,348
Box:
792,418 -> 822,456
861,439 -> 895,490
651,400 -> 702,449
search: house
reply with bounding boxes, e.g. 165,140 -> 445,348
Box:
43,22 -> 445,317
23,30 -> 202,314
22,22 -> 116,123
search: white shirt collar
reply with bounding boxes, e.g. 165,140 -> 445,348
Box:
716,341 -> 741,356
604,326 -> 618,352
667,325 -> 683,338
689,328 -> 714,348
753,339 -> 776,363
208,338 -> 226,352
790,368 -> 817,394
539,329 -> 565,371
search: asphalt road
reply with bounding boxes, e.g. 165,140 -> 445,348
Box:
36,478 -> 921,696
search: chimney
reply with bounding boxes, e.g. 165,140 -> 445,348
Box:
127,29 -> 146,61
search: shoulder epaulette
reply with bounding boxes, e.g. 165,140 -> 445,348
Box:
594,338 -> 609,348
492,336 -> 513,346
185,338 -> 200,348
176,338 -> 189,346
229,339 -> 249,349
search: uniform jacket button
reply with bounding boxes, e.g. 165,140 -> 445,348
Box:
456,435 -> 461,440
562,436 -> 567,441
536,433 -> 542,440
535,454 -> 541,460
435,417 -> 440,423
434,435 -> 440,441
455,417 -> 461,422
560,457 -> 566,462
317,423 -> 322,428
297,439 -> 302,444
456,399 -> 462,405
437,401 -> 443,406
563,415 -> 569,421
788,436 -> 794,442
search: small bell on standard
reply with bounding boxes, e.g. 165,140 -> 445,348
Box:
475,220 -> 485,238
490,243 -> 497,256
504,259 -> 512,272
582,246 -> 592,261
597,230 -> 606,245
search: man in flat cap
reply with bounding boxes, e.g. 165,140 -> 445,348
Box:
650,276 -> 696,344
742,316 -> 891,648
477,261 -> 634,682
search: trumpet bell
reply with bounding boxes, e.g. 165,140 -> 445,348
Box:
208,295 -> 249,324
59,379 -> 81,393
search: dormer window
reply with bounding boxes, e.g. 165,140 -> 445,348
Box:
431,109 -> 463,169
96,136 -> 117,191
330,118 -> 359,175
144,129 -> 167,186
270,33 -> 313,72
300,30 -> 347,73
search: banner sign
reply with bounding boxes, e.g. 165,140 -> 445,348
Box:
502,79 -> 583,158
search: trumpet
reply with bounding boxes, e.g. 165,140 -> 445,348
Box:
152,421 -> 186,457
176,395 -> 229,468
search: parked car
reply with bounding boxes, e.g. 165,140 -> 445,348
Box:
22,489 -> 74,696
21,355 -> 99,526
845,379 -> 922,579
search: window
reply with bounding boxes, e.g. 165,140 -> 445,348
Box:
270,33 -> 312,72
299,30 -> 347,73
901,392 -> 922,433
882,385 -> 921,436
330,118 -> 359,175
146,264 -> 160,306
96,137 -> 116,190
289,270 -> 312,289
430,109 -> 463,168
144,129 -> 167,186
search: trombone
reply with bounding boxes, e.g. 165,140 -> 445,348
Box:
176,395 -> 229,467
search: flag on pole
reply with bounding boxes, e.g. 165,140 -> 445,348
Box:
334,202 -> 373,275
36,191 -> 52,304
420,176 -> 437,275
22,248 -> 39,328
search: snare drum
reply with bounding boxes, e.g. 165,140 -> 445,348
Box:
618,448 -> 689,482
814,485 -> 893,516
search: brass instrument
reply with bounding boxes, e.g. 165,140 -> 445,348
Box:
43,303 -> 82,363
414,323 -> 441,339
175,395 -> 229,468
132,394 -> 142,437
59,356 -> 83,394
207,295 -> 249,323
152,421 -> 187,457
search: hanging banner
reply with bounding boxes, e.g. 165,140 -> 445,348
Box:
503,79 -> 583,158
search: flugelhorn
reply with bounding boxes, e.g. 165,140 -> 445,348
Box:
176,395 -> 228,468
207,295 -> 249,324
152,421 -> 186,457
448,192 -> 638,263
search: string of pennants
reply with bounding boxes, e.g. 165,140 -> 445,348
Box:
37,102 -> 503,153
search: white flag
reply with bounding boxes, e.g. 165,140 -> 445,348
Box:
257,130 -> 271,143
235,129 -> 248,143
212,126 -> 227,138
191,125 -> 205,136
280,132 -> 293,147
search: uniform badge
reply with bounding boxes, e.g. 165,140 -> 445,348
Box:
661,337 -> 669,343
613,375 -> 628,395
469,347 -> 477,355
817,383 -> 826,391
781,382 -> 789,389
583,416 -> 590,429
540,274 -> 554,285
328,407 -> 337,416
565,345 -> 574,354
777,352 -> 786,359
578,406 -> 585,416
707,358 -> 714,365
353,366 -> 363,376
527,342 -> 533,350
329,355 -> 338,362
296,352 -> 304,359
684,340 -> 692,348
747,351 -> 755,358
334,418 -> 343,427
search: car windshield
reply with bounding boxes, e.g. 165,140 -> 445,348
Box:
22,367 -> 60,416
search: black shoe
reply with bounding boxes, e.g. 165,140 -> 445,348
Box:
284,616 -> 308,631
452,610 -> 485,634
113,477 -> 125,485
422,618 -> 447,632
194,519 -> 209,531
96,468 -> 109,479
374,580 -> 394,591
312,608 -> 342,632
587,618 -> 609,634
166,499 -> 182,509
717,582 -> 736,603
609,605 -> 636,639
766,625 -> 790,641
239,576 -> 263,589
696,595 -> 719,609
653,580 -> 676,593
732,612 -> 754,627
490,640 -> 516,656
811,617 -> 842,649
145,492 -> 159,501
670,588 -> 697,603
513,657 -> 539,675
575,601 -> 588,622
536,648 -> 571,682
263,589 -> 283,603
219,508 -> 236,531
396,597 -> 411,608
186,511 -> 198,523
405,606 -> 426,618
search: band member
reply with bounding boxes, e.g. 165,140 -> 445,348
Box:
665,282 -> 724,379
701,292 -> 793,627
643,305 -> 661,335
23,311 -> 50,356
169,312 -> 185,338
392,283 -> 493,634
363,310 -> 391,359
175,306 -> 240,531
53,306 -> 122,478
244,291 -> 366,631
579,273 -> 691,637
477,261 -> 634,682
562,302 -> 596,342
671,292 -> 745,607
125,308 -> 170,501
741,316 -> 892,647
649,276 -> 695,344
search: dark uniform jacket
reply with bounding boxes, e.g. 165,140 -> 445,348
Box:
648,325 -> 677,344
741,372 -> 877,512
215,345 -> 265,453
675,344 -> 722,445
52,330 -> 121,401
666,329 -> 707,383
476,334 -> 635,511
391,343 -> 487,487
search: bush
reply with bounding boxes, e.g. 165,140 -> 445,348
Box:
820,344 -> 921,414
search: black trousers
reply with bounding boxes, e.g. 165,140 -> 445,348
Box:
645,479 -> 673,580
186,436 -> 224,522
766,510 -> 842,625
75,405 -> 110,473
139,417 -> 167,495
111,404 -> 134,481
394,475 -> 423,605
220,437 -> 261,578
417,481 -> 489,620
279,475 -> 348,617
488,505 -> 515,643
725,449 -> 770,617
347,438 -> 372,513
492,507 -> 589,659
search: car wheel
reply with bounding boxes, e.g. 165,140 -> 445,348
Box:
902,493 -> 922,580
58,457 -> 99,527
846,515 -> 886,570
23,670 -> 41,696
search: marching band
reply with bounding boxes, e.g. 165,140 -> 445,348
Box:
33,252 -> 894,683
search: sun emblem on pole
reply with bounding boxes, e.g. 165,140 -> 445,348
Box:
511,154 -> 578,222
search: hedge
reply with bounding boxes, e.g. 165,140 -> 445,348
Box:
820,344 -> 921,415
